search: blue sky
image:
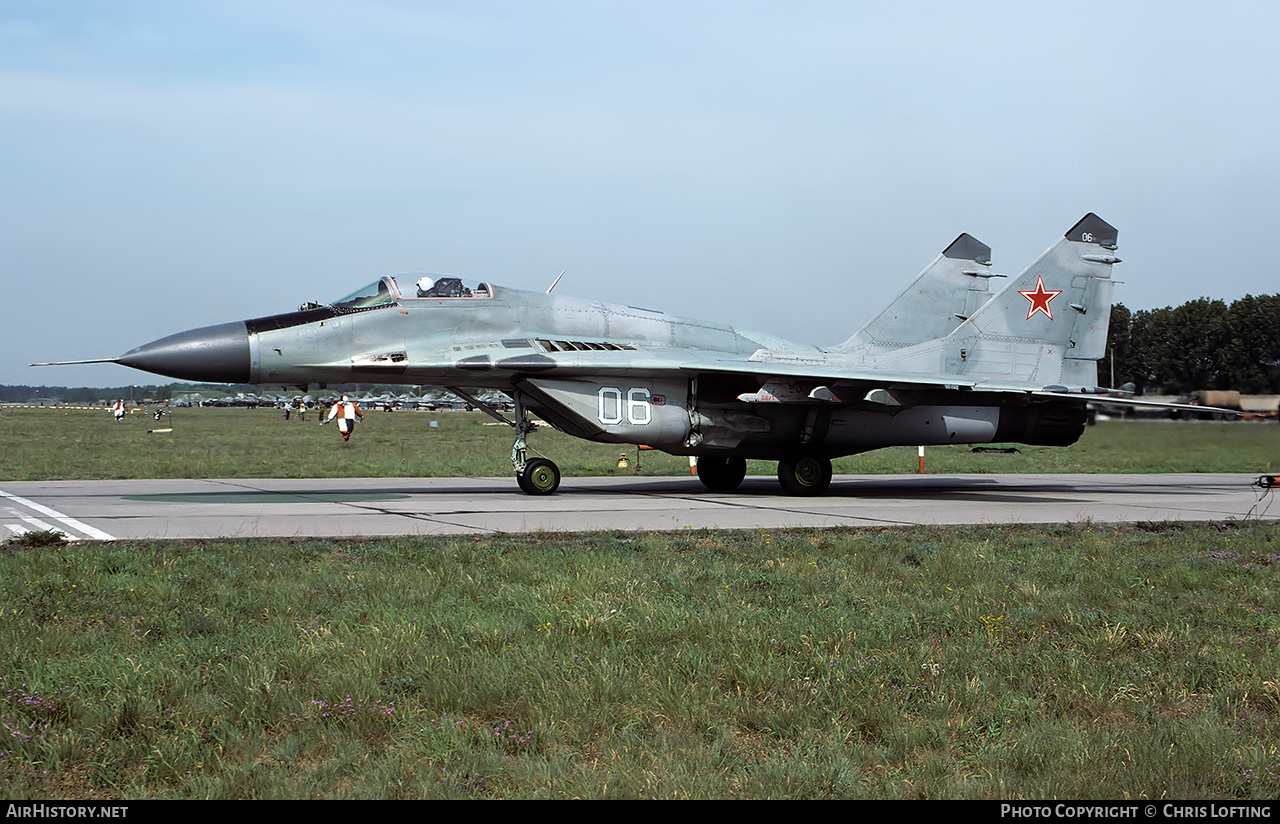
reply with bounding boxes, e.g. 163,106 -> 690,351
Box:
4,1 -> 1278,387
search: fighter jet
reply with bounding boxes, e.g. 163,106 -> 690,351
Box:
35,214 -> 1217,495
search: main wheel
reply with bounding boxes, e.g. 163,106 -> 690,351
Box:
695,456 -> 747,491
517,458 -> 561,495
777,452 -> 832,496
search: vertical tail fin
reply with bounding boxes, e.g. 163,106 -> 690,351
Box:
943,213 -> 1119,387
835,232 -> 1002,354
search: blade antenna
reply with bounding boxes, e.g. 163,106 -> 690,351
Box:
546,270 -> 566,294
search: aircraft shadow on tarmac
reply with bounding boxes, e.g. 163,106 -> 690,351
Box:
597,474 -> 1212,504
624,477 -> 1093,504
116,474 -> 1213,507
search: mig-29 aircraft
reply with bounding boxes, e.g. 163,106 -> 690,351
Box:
36,214 -> 1210,496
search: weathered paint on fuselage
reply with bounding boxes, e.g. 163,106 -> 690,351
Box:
240,280 -> 1086,461
248,282 -> 816,388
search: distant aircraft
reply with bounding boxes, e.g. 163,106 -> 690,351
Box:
34,214 -> 1224,495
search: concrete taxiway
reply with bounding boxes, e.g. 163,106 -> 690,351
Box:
1,473 -> 1275,542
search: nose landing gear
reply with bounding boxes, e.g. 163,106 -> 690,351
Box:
510,396 -> 561,496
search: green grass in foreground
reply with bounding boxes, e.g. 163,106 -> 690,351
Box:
2,523 -> 1278,799
1,406 -> 1278,480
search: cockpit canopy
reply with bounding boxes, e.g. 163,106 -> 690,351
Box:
405,275 -> 492,299
329,275 -> 493,311
331,278 -> 396,310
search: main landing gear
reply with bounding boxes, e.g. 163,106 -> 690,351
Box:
776,451 -> 832,496
695,456 -> 747,491
694,451 -> 833,496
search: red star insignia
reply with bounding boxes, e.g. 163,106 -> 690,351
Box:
1018,275 -> 1062,321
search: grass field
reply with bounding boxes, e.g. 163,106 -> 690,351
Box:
2,405 -> 1278,481
1,524 -> 1278,799
1,408 -> 1278,799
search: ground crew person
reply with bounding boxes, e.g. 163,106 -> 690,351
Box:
322,395 -> 363,441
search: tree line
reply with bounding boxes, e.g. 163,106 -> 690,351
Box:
1102,294 -> 1280,395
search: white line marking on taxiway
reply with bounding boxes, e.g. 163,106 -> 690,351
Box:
0,490 -> 115,541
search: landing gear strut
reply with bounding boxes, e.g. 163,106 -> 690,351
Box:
511,395 -> 560,495
446,386 -> 563,496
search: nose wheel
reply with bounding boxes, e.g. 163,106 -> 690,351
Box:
517,457 -> 561,495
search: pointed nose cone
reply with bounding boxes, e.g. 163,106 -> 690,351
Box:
116,321 -> 251,383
